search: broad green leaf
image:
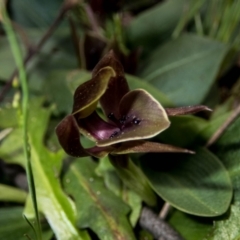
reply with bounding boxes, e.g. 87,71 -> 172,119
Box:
213,116 -> 240,201
157,115 -> 208,148
141,147 -> 232,216
64,157 -> 136,240
126,74 -> 173,107
157,111 -> 231,149
127,0 -> 188,55
0,184 -> 27,203
139,34 -> 229,106
26,100 -> 90,240
0,207 -> 52,240
168,209 -> 213,240
207,203 -> 240,240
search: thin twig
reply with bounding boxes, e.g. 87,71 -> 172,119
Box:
140,207 -> 183,240
84,4 -> 103,39
159,202 -> 172,220
0,0 -> 78,103
206,103 -> 240,147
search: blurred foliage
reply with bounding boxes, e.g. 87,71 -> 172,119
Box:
0,0 -> 240,239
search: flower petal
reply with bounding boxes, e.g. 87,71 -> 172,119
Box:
55,115 -> 88,157
112,141 -> 194,154
97,89 -> 170,147
56,115 -> 113,158
72,66 -> 116,118
92,50 -> 130,120
165,105 -> 212,116
86,145 -> 114,158
75,111 -> 119,141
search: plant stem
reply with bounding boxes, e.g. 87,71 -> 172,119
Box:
1,3 -> 42,240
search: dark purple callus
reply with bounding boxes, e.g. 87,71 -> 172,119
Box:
107,112 -> 142,139
110,131 -> 120,139
132,118 -> 141,125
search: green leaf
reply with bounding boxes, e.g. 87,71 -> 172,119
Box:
0,128 -> 25,167
124,190 -> 142,227
207,203 -> 240,240
0,184 -> 27,203
197,112 -> 232,144
27,100 -> 90,240
126,74 -> 173,107
127,0 -> 188,55
141,147 -> 232,216
0,106 -> 18,128
213,116 -> 240,201
158,115 -> 208,148
0,96 -> 86,237
43,70 -> 73,114
172,0 -> 207,38
28,46 -> 79,93
64,157 -> 136,240
168,209 -> 213,240
110,155 -> 157,206
139,34 -> 229,106
0,207 -> 52,240
96,157 -> 142,227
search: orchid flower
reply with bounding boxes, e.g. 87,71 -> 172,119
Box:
56,51 -> 210,158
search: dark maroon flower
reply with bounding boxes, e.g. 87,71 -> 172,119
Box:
56,51 -> 210,158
